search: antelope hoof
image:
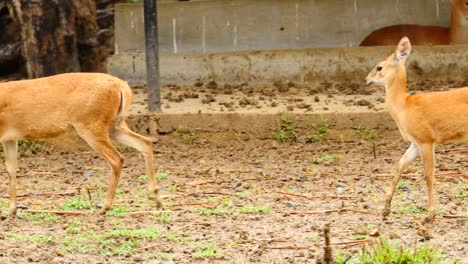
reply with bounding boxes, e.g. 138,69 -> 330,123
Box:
423,214 -> 435,224
97,208 -> 108,215
382,208 -> 391,218
10,208 -> 17,218
149,194 -> 163,208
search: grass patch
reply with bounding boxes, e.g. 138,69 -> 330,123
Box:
153,210 -> 172,223
306,116 -> 330,143
156,171 -> 169,181
312,154 -> 341,165
18,140 -> 44,154
22,212 -> 58,225
60,198 -> 93,210
234,204 -> 269,214
193,242 -> 220,259
352,125 -> 377,141
271,116 -> 298,143
3,231 -> 55,244
337,239 -> 443,264
106,206 -> 129,217
195,208 -> 227,216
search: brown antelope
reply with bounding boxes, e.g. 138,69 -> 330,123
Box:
365,37 -> 468,223
361,0 -> 468,46
0,73 -> 162,217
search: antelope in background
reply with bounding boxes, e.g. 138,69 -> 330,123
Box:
365,37 -> 468,223
0,73 -> 162,217
361,0 -> 468,46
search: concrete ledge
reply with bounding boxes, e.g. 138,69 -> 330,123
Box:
126,111 -> 396,136
109,45 -> 468,86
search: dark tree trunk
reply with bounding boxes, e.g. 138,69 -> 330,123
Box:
0,0 -> 116,79
15,0 -> 80,78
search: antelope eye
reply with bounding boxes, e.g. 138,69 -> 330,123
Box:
376,66 -> 383,71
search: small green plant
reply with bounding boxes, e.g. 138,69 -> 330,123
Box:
194,242 -> 219,259
195,208 -> 226,216
61,234 -> 90,253
339,239 -> 443,264
312,154 -> 341,165
24,212 -> 58,225
3,232 -> 55,244
18,140 -> 43,154
234,204 -> 269,214
106,206 -> 129,217
352,234 -> 368,240
400,202 -> 427,214
396,180 -> 409,190
352,125 -> 377,141
65,219 -> 83,234
177,124 -> 198,145
307,234 -> 319,242
156,171 -> 169,181
150,252 -> 172,261
154,211 -> 172,223
272,116 -> 298,143
456,189 -> 468,198
307,116 -> 330,143
61,199 -> 92,210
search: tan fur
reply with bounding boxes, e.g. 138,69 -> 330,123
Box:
365,37 -> 468,223
360,0 -> 468,46
0,73 -> 162,217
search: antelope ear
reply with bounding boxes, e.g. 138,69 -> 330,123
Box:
395,37 -> 412,62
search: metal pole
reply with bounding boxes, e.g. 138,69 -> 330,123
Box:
144,0 -> 161,112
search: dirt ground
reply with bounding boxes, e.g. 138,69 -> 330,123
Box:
0,127 -> 466,263
0,80 -> 467,263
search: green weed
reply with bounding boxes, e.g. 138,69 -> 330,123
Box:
312,154 -> 341,165
272,116 -> 298,143
194,242 -> 219,259
306,116 -> 330,143
60,198 -> 93,210
106,206 -> 129,217
234,204 -> 269,214
337,239 -> 443,264
352,125 -> 377,141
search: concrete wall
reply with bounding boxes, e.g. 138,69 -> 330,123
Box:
115,0 -> 451,54
109,45 -> 468,86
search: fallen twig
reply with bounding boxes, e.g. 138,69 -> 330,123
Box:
331,239 -> 370,246
253,236 -> 292,243
276,190 -> 356,200
4,191 -> 77,198
285,208 -> 376,215
23,209 -> 88,215
171,202 -> 217,208
266,245 -> 313,250
442,215 -> 468,219
127,210 -> 171,216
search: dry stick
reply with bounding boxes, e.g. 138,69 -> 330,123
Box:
285,208 -> 376,215
3,190 -> 77,198
254,237 -> 292,243
171,202 -> 216,208
24,209 -> 88,215
135,243 -> 162,252
266,245 -> 312,250
323,223 -> 332,264
127,210 -> 171,216
442,215 -> 468,219
331,239 -> 370,246
372,141 -> 377,159
276,190 -> 356,200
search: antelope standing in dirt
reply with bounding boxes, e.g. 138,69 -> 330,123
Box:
365,37 -> 468,223
361,0 -> 468,46
0,73 -> 162,217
